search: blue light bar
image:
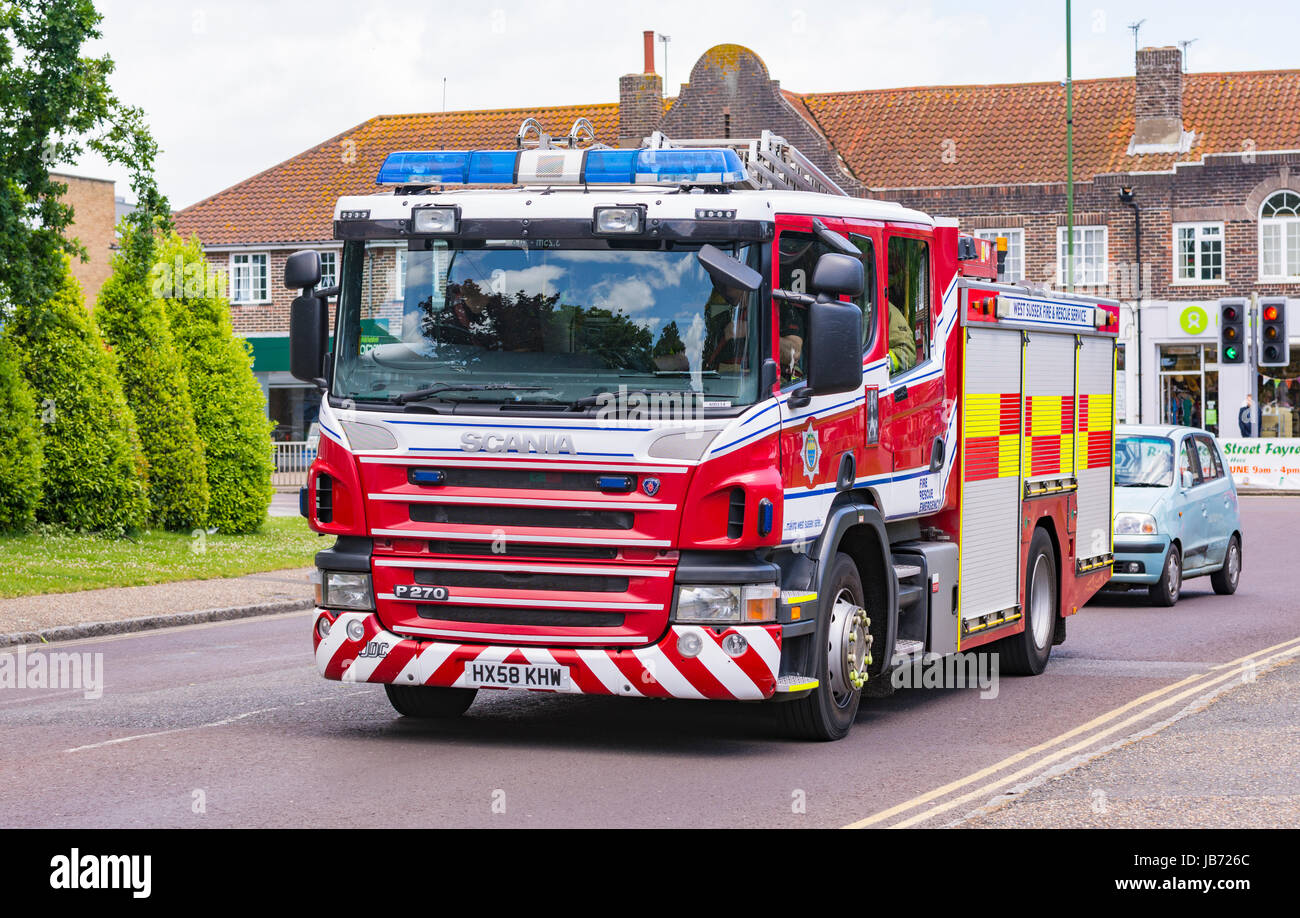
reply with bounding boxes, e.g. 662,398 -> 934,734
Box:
376,147 -> 747,187
630,149 -> 746,185
376,151 -> 471,185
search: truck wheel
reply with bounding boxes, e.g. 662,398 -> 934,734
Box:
998,528 -> 1056,676
778,553 -> 869,741
384,683 -> 477,718
1149,544 -> 1182,607
1210,535 -> 1241,596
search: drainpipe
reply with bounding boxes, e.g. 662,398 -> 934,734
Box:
1120,185 -> 1142,423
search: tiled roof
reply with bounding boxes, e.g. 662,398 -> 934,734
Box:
175,69 -> 1300,244
798,69 -> 1300,189
174,102 -> 619,245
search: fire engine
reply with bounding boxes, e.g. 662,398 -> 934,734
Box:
290,123 -> 1120,740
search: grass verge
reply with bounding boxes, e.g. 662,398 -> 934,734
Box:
0,517 -> 322,598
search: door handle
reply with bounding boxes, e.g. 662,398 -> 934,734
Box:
894,385 -> 908,402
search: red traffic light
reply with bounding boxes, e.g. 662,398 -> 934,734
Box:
1223,306 -> 1239,321
1264,305 -> 1280,322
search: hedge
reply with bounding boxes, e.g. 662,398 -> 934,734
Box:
0,334 -> 43,531
7,261 -> 149,533
96,225 -> 210,530
158,233 -> 273,533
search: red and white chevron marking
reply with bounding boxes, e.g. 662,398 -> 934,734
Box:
313,611 -> 781,701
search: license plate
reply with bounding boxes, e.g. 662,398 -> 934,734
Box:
393,584 -> 448,601
464,661 -> 571,691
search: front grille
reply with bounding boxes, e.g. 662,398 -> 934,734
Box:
413,568 -> 629,592
416,604 -> 624,628
424,540 -> 618,560
408,466 -> 616,492
410,503 -> 634,530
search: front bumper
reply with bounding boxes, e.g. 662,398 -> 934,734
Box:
312,610 -> 782,701
1109,535 -> 1171,584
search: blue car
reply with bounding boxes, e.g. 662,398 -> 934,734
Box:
1109,425 -> 1243,606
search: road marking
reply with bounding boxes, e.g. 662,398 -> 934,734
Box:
844,634 -> 1300,829
63,690 -> 372,754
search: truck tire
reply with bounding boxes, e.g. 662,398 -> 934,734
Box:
778,553 -> 868,741
1210,535 -> 1241,596
384,683 -> 477,718
998,528 -> 1056,676
1148,544 -> 1182,607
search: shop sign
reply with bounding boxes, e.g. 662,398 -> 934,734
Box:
1218,438 -> 1300,489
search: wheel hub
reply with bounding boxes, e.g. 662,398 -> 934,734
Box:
827,590 -> 873,704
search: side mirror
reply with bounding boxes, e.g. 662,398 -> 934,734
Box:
802,298 -> 863,398
285,250 -> 322,290
289,293 -> 329,385
697,244 -> 763,292
810,252 -> 864,299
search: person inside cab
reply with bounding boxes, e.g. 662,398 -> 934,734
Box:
887,298 -> 916,374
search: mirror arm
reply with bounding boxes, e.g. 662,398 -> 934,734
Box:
772,287 -> 815,306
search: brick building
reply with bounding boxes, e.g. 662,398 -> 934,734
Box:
174,39 -> 1300,442
52,172 -> 120,307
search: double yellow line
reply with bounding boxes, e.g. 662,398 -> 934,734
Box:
844,634 -> 1300,829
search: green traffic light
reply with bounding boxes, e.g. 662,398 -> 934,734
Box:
1225,346 -> 1238,361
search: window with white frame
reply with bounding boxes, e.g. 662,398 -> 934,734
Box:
1260,190 -> 1300,281
319,250 -> 338,289
230,253 -> 269,303
1056,225 -> 1108,287
1174,222 -> 1224,283
974,228 -> 1024,282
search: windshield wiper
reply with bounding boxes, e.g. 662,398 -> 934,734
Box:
393,383 -> 549,404
570,387 -> 700,410
1118,482 -> 1169,488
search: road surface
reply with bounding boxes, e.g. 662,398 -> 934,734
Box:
1,497 -> 1295,828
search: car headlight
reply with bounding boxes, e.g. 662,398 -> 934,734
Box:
675,583 -> 778,624
320,571 -> 374,610
1114,513 -> 1158,536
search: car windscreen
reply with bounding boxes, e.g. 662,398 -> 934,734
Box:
1115,435 -> 1174,487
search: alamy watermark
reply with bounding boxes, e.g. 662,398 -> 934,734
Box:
890,651 -> 999,699
0,647 -> 103,699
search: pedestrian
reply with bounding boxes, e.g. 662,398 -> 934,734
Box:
1238,394 -> 1256,438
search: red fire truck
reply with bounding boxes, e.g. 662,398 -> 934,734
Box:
290,126 -> 1120,740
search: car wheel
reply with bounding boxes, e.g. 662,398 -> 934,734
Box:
1149,544 -> 1182,607
1210,535 -> 1242,596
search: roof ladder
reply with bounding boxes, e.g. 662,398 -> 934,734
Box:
645,129 -> 849,196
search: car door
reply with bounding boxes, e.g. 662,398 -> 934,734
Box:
1175,435 -> 1210,569
1192,433 -> 1232,567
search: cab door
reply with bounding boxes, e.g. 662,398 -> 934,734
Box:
771,215 -> 876,528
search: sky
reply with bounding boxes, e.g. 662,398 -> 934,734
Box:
62,0 -> 1300,211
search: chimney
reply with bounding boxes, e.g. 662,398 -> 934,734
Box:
618,30 -> 663,147
1129,46 -> 1191,153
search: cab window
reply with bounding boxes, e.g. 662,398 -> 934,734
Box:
886,236 -> 930,376
776,230 -> 875,385
848,233 -> 878,352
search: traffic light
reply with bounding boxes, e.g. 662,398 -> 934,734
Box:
1219,298 -> 1246,365
1258,296 -> 1290,367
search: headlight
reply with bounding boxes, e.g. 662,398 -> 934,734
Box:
321,571 -> 374,610
1114,513 -> 1158,535
675,583 -> 778,624
593,205 -> 645,235
412,205 -> 459,234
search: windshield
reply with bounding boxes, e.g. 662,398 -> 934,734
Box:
331,239 -> 763,411
1115,435 -> 1174,487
